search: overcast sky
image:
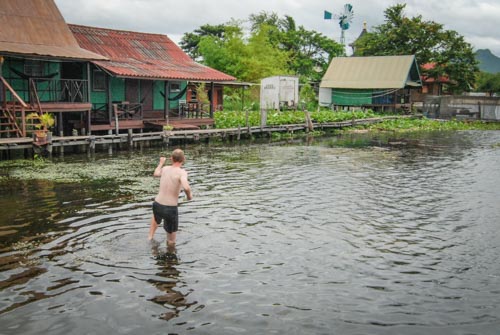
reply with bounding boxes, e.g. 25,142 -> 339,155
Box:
55,0 -> 500,57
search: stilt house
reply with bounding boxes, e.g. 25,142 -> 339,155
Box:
69,24 -> 235,133
0,0 -> 107,138
319,55 -> 421,112
0,0 -> 236,139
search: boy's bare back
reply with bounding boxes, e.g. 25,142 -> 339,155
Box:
155,165 -> 189,206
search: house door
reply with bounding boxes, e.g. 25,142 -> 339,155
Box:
140,80 -> 153,112
125,79 -> 140,103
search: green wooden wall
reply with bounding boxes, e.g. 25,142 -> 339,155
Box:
1,58 -> 61,102
1,59 -> 188,112
153,81 -> 187,110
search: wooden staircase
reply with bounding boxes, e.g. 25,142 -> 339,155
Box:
0,76 -> 41,138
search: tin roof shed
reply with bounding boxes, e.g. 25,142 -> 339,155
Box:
320,55 -> 421,89
69,24 -> 236,82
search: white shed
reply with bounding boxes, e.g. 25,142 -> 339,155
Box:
260,76 -> 299,110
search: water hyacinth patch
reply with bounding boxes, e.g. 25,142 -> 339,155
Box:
214,109 -> 378,129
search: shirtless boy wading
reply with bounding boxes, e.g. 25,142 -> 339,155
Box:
149,149 -> 193,246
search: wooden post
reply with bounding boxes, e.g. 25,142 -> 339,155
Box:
58,112 -> 63,136
87,110 -> 91,135
304,111 -> 314,132
89,136 -> 96,151
209,82 -> 215,118
260,109 -> 267,129
108,130 -> 113,155
128,129 -> 133,148
59,130 -> 64,155
46,132 -> 53,156
164,81 -> 169,122
86,63 -> 91,103
107,73 -> 113,126
113,104 -> 119,135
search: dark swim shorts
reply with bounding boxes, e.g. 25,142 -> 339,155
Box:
152,201 -> 179,233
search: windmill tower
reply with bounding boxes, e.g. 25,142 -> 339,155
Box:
324,4 -> 354,49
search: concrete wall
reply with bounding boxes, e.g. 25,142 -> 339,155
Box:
423,95 -> 500,120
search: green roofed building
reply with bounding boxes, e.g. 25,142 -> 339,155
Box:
319,55 -> 421,112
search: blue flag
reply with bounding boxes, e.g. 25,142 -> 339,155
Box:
324,10 -> 332,20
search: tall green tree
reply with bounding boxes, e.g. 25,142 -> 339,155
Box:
180,12 -> 343,83
353,4 -> 478,93
476,72 -> 500,95
179,24 -> 227,61
197,22 -> 289,83
249,12 -> 344,82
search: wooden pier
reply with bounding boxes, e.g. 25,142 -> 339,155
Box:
0,116 -> 411,156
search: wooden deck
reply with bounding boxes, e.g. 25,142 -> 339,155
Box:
89,117 -> 214,132
40,102 -> 92,112
0,116 -> 418,153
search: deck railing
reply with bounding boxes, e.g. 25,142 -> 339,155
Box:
30,78 -> 89,103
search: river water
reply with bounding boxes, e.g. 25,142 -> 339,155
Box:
0,131 -> 499,334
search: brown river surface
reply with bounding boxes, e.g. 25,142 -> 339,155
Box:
0,130 -> 499,334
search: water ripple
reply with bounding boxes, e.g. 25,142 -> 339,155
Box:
1,132 -> 500,334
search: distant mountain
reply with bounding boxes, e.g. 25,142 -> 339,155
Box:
475,49 -> 500,73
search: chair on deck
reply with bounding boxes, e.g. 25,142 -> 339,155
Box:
178,99 -> 187,118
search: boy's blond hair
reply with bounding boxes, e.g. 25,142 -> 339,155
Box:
171,149 -> 185,163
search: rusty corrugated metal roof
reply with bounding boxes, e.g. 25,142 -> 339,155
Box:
0,0 -> 107,60
320,55 -> 421,89
69,24 -> 236,82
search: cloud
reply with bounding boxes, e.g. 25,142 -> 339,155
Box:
55,0 -> 500,57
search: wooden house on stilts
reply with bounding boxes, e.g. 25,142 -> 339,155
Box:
69,25 -> 236,133
319,55 -> 421,112
1,0 -> 236,140
0,0 -> 107,139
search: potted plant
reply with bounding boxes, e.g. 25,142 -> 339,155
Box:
27,112 -> 55,143
163,124 -> 174,136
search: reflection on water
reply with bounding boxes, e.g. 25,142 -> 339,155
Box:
149,242 -> 196,321
0,131 -> 500,334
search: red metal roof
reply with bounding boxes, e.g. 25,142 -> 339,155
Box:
420,63 -> 450,83
69,24 -> 236,82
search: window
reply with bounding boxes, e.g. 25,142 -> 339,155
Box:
24,60 -> 44,77
93,69 -> 106,91
170,82 -> 180,93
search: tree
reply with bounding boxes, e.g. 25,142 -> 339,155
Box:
476,72 -> 500,95
353,4 -> 479,93
179,24 -> 227,61
197,22 -> 289,83
180,12 -> 344,83
249,12 -> 344,82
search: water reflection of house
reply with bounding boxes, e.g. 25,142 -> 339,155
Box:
319,55 -> 422,112
0,0 -> 236,139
